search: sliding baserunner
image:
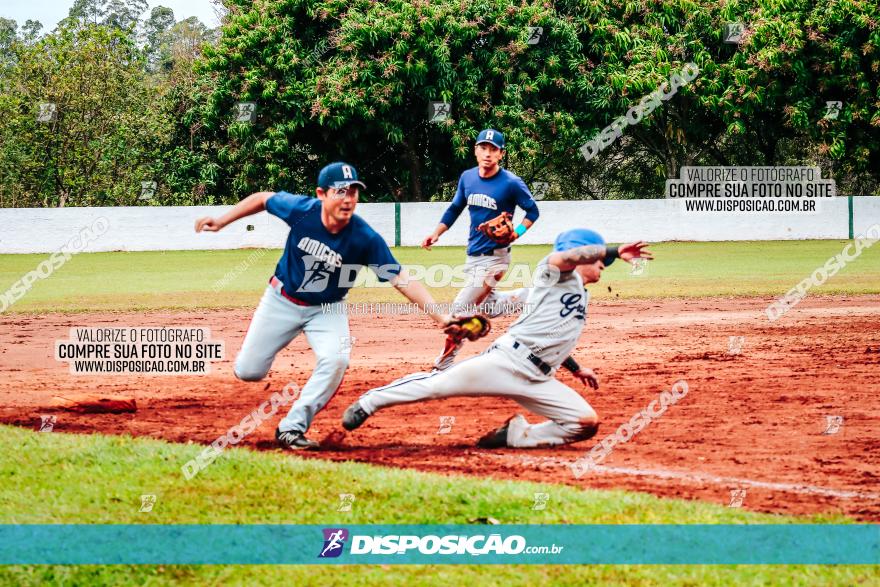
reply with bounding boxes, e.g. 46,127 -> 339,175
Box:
342,229 -> 653,448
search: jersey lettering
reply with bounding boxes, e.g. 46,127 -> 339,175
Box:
467,193 -> 498,210
297,237 -> 343,268
559,292 -> 586,320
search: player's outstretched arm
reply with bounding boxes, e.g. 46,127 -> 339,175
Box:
549,241 -> 653,272
390,272 -> 451,326
548,245 -> 607,272
194,191 -> 274,233
423,179 -> 466,249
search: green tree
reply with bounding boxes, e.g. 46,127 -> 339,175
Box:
144,6 -> 175,72
530,0 -> 879,198
20,20 -> 44,44
0,21 -> 168,207
67,0 -> 148,31
148,15 -> 221,205
714,0 -> 880,194
103,0 -> 148,31
4,0 -> 877,208
67,0 -> 107,26
0,18 -> 16,58
189,0 -> 606,202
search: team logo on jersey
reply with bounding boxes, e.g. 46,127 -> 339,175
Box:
467,193 -> 498,210
297,255 -> 334,293
296,238 -> 343,294
559,293 -> 585,320
319,528 -> 349,558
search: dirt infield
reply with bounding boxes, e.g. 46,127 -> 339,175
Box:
2,295 -> 878,520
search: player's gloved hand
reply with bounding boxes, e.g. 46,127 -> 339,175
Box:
195,217 -> 224,232
618,241 -> 654,263
442,315 -> 491,342
476,212 -> 516,245
573,367 -> 599,390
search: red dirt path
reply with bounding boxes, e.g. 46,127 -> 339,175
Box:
2,296 -> 879,520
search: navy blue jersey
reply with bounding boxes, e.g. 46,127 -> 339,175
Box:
439,167 -> 540,256
266,192 -> 401,304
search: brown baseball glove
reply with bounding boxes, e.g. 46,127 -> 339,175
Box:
435,315 -> 491,368
443,314 -> 491,342
476,212 -> 516,245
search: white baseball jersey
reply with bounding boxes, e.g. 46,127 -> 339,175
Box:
506,255 -> 589,368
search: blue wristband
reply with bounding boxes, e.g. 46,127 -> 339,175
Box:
515,224 -> 527,237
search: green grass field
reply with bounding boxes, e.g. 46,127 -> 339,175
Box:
0,426 -> 875,586
1,240 -> 879,313
2,241 -> 878,584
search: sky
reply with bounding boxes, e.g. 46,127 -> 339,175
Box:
1,0 -> 221,29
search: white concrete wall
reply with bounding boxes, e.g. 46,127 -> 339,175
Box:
853,196 -> 880,237
0,204 -> 397,254
0,198 -> 875,253
399,198 -> 860,245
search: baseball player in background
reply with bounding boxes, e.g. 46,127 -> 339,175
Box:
195,162 -> 452,450
421,128 -> 540,370
341,229 -> 653,449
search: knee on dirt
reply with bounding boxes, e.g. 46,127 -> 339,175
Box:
568,413 -> 599,442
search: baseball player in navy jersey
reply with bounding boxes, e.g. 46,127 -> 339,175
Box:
195,162 -> 452,450
421,129 -> 540,370
342,229 -> 653,449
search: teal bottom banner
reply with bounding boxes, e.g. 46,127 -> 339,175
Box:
1,525 -> 877,564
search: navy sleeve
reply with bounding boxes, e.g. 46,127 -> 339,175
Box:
439,176 -> 467,228
512,177 -> 540,223
265,191 -> 311,226
366,233 -> 402,283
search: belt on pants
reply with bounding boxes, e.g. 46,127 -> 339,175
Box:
512,340 -> 552,376
269,276 -> 315,307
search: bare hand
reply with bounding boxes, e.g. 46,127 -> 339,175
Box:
421,234 -> 439,250
195,217 -> 224,233
573,368 -> 599,390
618,241 -> 653,264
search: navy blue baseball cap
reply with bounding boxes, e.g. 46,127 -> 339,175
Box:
317,162 -> 366,190
554,228 -> 617,266
476,128 -> 505,149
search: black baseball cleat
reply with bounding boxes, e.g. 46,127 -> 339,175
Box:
342,401 -> 370,431
275,428 -> 319,450
476,419 -> 512,449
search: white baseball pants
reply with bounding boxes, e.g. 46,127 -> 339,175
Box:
234,284 -> 350,435
358,338 -> 598,447
452,249 -> 528,318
